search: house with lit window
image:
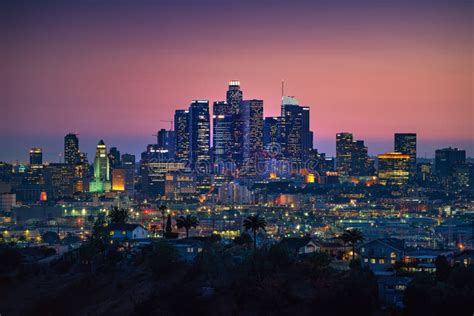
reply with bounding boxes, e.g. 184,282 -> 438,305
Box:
377,276 -> 412,308
280,237 -> 320,257
169,238 -> 205,262
402,249 -> 454,273
108,224 -> 149,241
359,238 -> 405,274
454,250 -> 474,267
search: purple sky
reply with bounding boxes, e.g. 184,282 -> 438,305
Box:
1,0 -> 473,163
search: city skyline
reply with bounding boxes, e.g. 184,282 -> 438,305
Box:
2,0 -> 473,162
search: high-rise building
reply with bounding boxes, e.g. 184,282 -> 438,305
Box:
226,81 -> 244,165
435,147 -> 466,177
283,104 -> 303,163
108,147 -> 121,168
241,99 -> 264,175
377,152 -> 411,186
301,106 -> 311,159
157,129 -> 176,159
213,101 -> 233,163
121,153 -> 136,169
64,133 -> 79,165
89,140 -> 111,192
188,100 -> 210,165
29,148 -> 42,167
351,140 -> 369,176
394,133 -> 416,178
44,163 -> 75,198
263,117 -> 284,155
174,109 -> 190,161
336,133 -> 353,176
227,80 -> 243,115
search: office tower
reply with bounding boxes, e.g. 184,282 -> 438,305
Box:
213,101 -> 233,163
301,106 -> 311,159
336,133 -> 353,176
188,100 -> 210,165
394,133 -> 416,178
89,140 -> 111,192
108,147 -> 121,168
64,133 -> 79,165
283,104 -> 304,163
141,144 -> 169,162
74,152 -> 89,193
174,109 -> 190,161
226,81 -> 244,165
281,96 -> 299,116
351,140 -> 369,176
121,153 -> 136,168
29,148 -> 42,167
377,152 -> 411,186
112,168 -> 134,192
241,99 -> 264,174
435,147 -> 466,177
263,117 -> 281,151
157,129 -> 176,159
44,163 -> 75,198
227,80 -> 243,115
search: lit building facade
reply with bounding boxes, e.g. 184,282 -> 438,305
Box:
174,109 -> 190,161
394,133 -> 416,178
89,140 -> 111,192
29,148 -> 43,167
377,152 -> 411,186
64,133 -> 80,165
189,100 -> 210,165
336,132 -> 353,176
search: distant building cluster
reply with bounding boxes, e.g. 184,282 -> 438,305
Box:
0,81 -> 472,207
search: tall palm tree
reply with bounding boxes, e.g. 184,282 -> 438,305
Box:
159,204 -> 167,232
243,214 -> 267,250
108,207 -> 129,224
336,233 -> 350,260
176,214 -> 199,238
342,228 -> 364,261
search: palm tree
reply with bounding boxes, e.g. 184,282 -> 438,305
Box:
108,206 -> 129,224
342,228 -> 364,261
243,214 -> 267,250
159,204 -> 167,233
336,233 -> 350,260
176,214 -> 199,238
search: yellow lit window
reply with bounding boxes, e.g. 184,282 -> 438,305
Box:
379,259 -> 385,264
390,252 -> 397,258
110,231 -> 114,236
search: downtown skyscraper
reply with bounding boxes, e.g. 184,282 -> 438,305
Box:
394,133 -> 416,178
174,109 -> 190,161
64,133 -> 79,165
188,100 -> 210,165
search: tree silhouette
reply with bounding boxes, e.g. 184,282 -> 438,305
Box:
176,214 -> 199,238
108,206 -> 129,224
342,228 -> 364,261
243,214 -> 267,250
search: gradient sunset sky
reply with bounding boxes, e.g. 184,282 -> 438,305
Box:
1,0 -> 473,163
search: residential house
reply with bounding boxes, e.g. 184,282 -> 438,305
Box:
108,223 -> 149,241
359,238 -> 405,273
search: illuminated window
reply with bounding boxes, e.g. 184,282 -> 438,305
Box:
122,231 -> 126,235
361,247 -> 365,253
110,231 -> 114,236
370,258 -> 376,264
379,259 -> 385,264
364,258 -> 368,263
390,252 -> 397,258
391,260 -> 396,265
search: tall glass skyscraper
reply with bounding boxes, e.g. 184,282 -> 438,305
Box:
336,132 -> 353,176
89,140 -> 111,192
226,81 -> 244,166
394,133 -> 416,178
174,109 -> 190,161
64,133 -> 79,165
213,101 -> 233,163
189,100 -> 210,165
